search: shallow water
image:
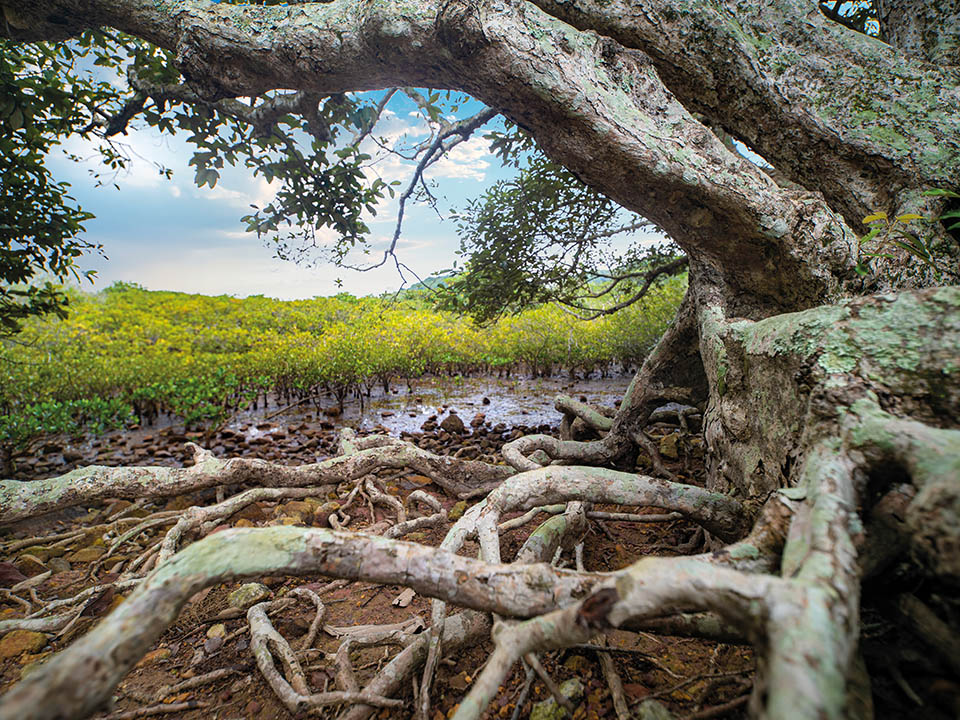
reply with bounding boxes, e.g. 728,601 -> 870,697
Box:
235,372 -> 634,437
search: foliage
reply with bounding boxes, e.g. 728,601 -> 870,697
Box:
0,33 -> 120,333
818,1 -> 880,36
0,279 -> 684,458
437,131 -> 682,323
0,397 -> 134,463
856,189 -> 960,284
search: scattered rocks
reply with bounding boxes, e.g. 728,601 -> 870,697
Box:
67,546 -> 105,564
0,562 -> 28,588
658,432 -> 680,460
530,678 -> 583,720
635,699 -> 675,720
0,630 -> 47,661
47,557 -> 72,573
136,647 -> 172,668
439,413 -> 465,434
228,582 -> 271,611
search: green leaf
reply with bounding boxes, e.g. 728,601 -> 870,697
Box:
8,108 -> 23,131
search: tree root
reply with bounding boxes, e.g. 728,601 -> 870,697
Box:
0,435 -> 512,527
248,598 -> 404,712
0,526 -> 602,720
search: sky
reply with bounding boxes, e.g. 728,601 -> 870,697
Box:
46,93 -> 522,300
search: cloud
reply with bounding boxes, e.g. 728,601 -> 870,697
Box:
426,136 -> 491,181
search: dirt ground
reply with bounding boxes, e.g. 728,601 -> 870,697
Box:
1,403 -> 954,719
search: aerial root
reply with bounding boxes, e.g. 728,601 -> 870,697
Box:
0,431 -> 511,527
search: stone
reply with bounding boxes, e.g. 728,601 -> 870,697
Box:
658,433 -> 680,460
529,678 -> 583,720
0,562 -> 27,588
136,647 -> 172,668
227,582 -> 271,610
67,546 -> 106,563
448,501 -> 468,522
635,699 -> 675,720
47,557 -> 71,574
15,555 -> 48,576
206,623 -> 226,639
280,500 -> 315,523
0,631 -> 47,660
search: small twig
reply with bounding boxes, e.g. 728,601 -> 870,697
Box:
153,666 -> 242,702
524,653 -> 574,716
101,701 -> 208,720
681,693 -> 750,720
595,638 -> 630,720
509,664 -> 537,720
642,669 -> 754,702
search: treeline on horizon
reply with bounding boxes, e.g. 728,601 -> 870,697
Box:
0,277 -> 684,461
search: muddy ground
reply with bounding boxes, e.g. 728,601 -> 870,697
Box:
1,379 -> 955,719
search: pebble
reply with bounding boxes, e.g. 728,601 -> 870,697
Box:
0,631 -> 47,661
228,582 -> 271,610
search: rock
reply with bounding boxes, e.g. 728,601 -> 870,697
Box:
234,502 -> 267,522
530,678 -> 583,720
0,630 -> 47,660
15,555 -> 48,576
470,413 -> 486,428
203,636 -> 224,654
62,449 -> 83,462
67,546 -> 106,563
482,397 -> 491,405
0,562 -> 28,588
280,500 -> 315,524
234,518 -> 256,528
635,699 -> 675,720
136,647 -> 172,668
207,623 -> 227,639
563,655 -> 589,672
448,501 -> 468,522
658,433 -> 680,460
228,582 -> 271,610
47,557 -> 72,573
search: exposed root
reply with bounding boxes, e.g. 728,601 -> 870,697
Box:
0,526 -> 601,720
1,435 -> 512,526
249,598 -> 404,712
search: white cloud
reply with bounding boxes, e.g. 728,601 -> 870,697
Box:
426,136 -> 490,181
